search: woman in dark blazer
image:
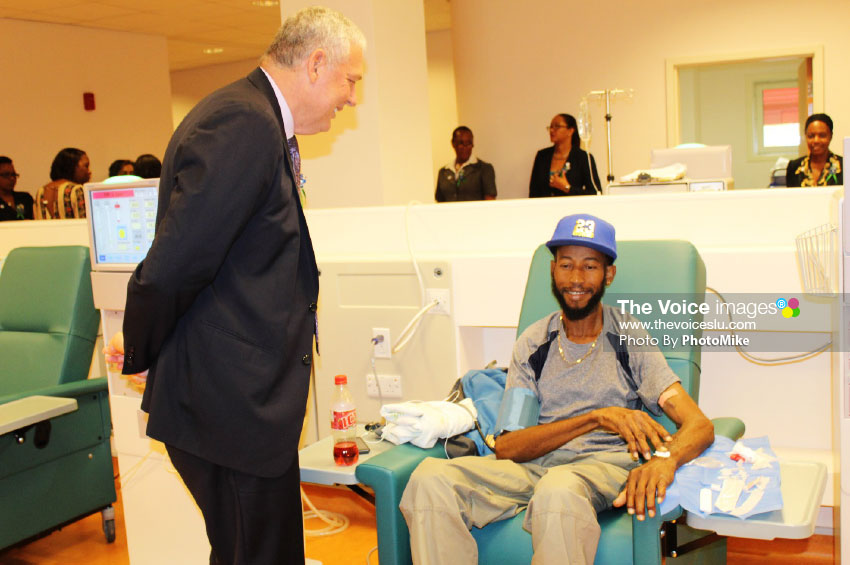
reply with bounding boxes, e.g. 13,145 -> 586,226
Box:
529,113 -> 601,197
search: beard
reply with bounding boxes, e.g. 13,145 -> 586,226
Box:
551,277 -> 606,321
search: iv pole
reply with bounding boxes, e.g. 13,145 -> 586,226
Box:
585,88 -> 633,184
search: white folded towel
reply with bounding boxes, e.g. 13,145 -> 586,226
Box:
380,399 -> 477,448
619,163 -> 687,183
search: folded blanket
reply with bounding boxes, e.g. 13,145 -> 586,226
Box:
619,163 -> 687,183
380,398 -> 477,448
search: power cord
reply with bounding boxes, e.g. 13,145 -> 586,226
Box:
388,201 -> 440,355
706,286 -> 832,365
301,487 -> 350,537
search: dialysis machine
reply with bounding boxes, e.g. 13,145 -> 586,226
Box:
85,179 -> 209,563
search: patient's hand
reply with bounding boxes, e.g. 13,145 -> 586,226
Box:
612,456 -> 677,520
594,406 -> 672,460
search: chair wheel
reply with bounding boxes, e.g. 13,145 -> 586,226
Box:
101,505 -> 116,543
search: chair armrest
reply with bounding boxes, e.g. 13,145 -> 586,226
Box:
356,443 -> 445,565
0,377 -> 109,406
0,396 -> 77,436
711,417 -> 745,441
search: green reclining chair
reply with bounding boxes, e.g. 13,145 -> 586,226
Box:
0,246 -> 116,550
357,240 -> 745,564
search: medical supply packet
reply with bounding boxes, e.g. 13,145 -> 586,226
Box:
659,436 -> 782,519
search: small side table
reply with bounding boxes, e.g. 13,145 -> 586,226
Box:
300,429 -> 395,498
686,460 -> 827,539
299,429 -> 395,565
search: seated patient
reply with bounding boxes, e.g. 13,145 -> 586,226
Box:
400,213 -> 714,564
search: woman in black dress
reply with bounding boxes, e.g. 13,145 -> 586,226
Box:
786,113 -> 843,187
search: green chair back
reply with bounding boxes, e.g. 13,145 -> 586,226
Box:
0,246 -> 100,396
516,241 -> 706,403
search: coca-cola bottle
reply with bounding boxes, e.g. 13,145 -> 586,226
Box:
330,374 -> 358,466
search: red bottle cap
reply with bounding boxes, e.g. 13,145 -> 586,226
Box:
334,374 -> 347,385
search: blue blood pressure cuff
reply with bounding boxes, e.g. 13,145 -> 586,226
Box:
495,387 -> 540,433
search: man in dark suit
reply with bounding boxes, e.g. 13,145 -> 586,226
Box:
104,7 -> 365,564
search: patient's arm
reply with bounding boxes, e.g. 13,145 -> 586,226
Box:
612,382 -> 714,520
493,406 -> 671,463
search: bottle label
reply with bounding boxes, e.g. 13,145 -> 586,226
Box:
331,409 -> 356,430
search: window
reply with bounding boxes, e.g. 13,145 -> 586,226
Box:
753,80 -> 801,155
762,86 -> 799,147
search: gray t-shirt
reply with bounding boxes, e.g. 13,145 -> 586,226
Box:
506,304 -> 679,457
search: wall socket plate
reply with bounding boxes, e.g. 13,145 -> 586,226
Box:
371,327 -> 391,358
366,374 -> 402,398
425,288 -> 451,315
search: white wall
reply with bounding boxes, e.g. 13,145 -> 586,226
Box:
426,29 -> 459,190
304,188 -> 840,456
171,58 -> 259,131
279,0 -> 434,209
0,19 -> 173,190
450,0 -> 850,198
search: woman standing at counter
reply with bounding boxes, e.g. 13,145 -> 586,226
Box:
529,113 -> 601,197
786,113 -> 843,187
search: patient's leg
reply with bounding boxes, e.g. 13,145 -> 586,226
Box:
400,455 -> 542,565
526,452 -> 635,565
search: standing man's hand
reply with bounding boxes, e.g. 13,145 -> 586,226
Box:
103,332 -> 125,372
103,332 -> 148,383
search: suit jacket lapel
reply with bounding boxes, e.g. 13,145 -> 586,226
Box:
245,67 -> 318,286
246,67 -> 299,183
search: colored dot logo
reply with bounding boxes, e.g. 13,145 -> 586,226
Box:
776,297 -> 800,318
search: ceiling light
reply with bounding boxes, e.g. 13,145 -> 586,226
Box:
251,0 -> 279,6
203,47 -> 224,55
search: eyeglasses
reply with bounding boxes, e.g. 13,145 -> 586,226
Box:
546,125 -> 567,131
0,173 -> 19,179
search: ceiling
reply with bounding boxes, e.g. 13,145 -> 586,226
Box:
0,0 -> 452,71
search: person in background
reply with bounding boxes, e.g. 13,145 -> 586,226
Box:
530,113 -> 601,197
435,126 -> 497,202
103,7 -> 365,564
35,147 -> 90,219
134,154 -> 162,179
109,159 -> 135,177
786,113 -> 843,187
0,156 -> 33,221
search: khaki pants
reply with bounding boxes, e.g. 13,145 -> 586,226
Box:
399,451 -> 637,565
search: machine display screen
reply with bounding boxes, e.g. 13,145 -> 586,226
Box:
86,180 -> 158,271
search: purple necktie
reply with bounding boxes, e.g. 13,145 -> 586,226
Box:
287,136 -> 301,184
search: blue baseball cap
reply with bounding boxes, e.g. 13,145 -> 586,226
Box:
545,214 -> 617,261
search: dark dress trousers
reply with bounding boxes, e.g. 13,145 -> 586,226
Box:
121,67 -> 319,563
529,145 -> 602,197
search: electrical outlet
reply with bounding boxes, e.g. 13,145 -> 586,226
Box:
366,374 -> 403,398
425,288 -> 451,315
371,328 -> 391,358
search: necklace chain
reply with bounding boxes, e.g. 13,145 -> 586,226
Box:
557,315 -> 599,366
